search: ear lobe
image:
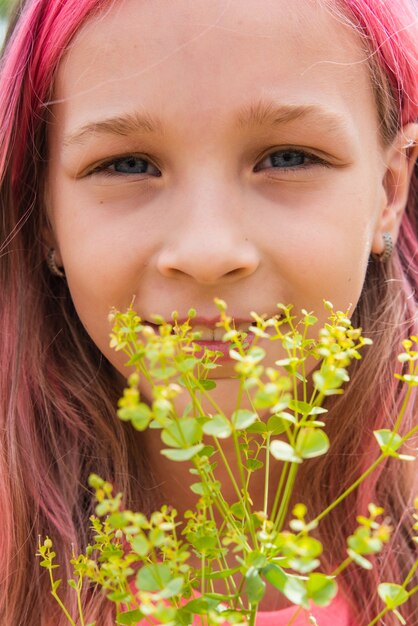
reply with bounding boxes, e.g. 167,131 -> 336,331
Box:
372,122 -> 418,255
41,224 -> 63,266
41,189 -> 63,265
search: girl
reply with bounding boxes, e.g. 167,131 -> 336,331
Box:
0,0 -> 417,624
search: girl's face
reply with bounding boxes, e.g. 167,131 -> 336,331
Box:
46,0 -> 401,385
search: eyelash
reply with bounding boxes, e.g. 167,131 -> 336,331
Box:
90,148 -> 329,178
90,155 -> 161,178
254,148 -> 329,172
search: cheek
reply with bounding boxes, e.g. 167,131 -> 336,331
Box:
262,205 -> 374,313
53,225 -> 139,361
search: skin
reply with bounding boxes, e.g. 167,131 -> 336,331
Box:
45,2 -> 417,605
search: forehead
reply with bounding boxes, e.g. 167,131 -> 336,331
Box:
53,0 -> 377,138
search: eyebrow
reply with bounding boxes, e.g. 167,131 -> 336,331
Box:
63,101 -> 348,147
63,111 -> 163,146
235,101 -> 348,134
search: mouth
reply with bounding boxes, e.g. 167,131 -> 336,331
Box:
144,317 -> 256,361
188,321 -> 253,342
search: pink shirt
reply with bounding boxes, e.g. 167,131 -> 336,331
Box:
137,594 -> 355,625
255,594 -> 354,625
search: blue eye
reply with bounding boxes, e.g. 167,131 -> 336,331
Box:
93,156 -> 161,176
255,149 -> 326,172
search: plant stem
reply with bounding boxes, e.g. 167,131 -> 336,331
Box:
367,605 -> 397,625
212,438 -> 257,548
399,424 -> 418,444
270,461 -> 289,522
231,426 -> 258,548
248,604 -> 258,626
286,606 -> 303,625
48,569 -> 77,626
392,382 -> 412,434
312,454 -> 385,526
201,552 -> 205,597
76,577 -> 85,626
263,433 -> 271,527
402,558 -> 418,589
274,462 -> 299,532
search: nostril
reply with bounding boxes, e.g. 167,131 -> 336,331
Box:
225,267 -> 248,279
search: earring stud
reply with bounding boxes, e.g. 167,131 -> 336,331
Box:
46,248 -> 65,278
403,138 -> 416,149
375,232 -> 393,263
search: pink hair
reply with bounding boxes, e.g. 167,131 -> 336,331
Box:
0,1 -> 417,624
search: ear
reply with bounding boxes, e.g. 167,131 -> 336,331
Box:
372,122 -> 418,255
42,223 -> 64,266
41,190 -> 64,266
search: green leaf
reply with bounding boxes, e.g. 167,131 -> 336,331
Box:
206,566 -> 242,580
197,379 -> 217,390
107,590 -> 132,603
303,313 -> 318,327
161,443 -> 204,461
117,403 -> 152,430
188,531 -> 218,551
117,609 -> 143,625
198,444 -> 215,458
245,570 -> 266,603
149,366 -> 177,380
289,400 -> 314,415
161,418 -> 202,448
262,564 -> 308,608
306,573 -> 337,606
347,548 -> 372,570
108,512 -> 128,529
202,414 -> 232,439
309,407 -> 328,416
254,385 -> 279,409
266,415 -> 288,435
177,358 -> 198,373
190,482 -> 205,495
377,583 -> 409,609
396,373 -> 418,386
347,527 -> 382,555
274,411 -> 297,425
270,440 -> 301,463
271,399 -> 291,413
159,576 -> 184,598
152,398 -> 173,421
374,429 -> 402,456
230,501 -> 245,520
297,428 -> 330,459
131,534 -> 149,557
231,409 -> 258,430
136,563 -> 171,592
312,365 -> 348,395
183,597 -> 221,614
246,421 -> 267,434
246,458 -> 264,471
245,346 -> 266,363
247,551 -> 268,569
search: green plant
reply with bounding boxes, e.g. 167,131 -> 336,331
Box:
37,302 -> 418,625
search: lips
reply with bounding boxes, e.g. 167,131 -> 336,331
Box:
143,317 -> 255,357
188,322 -> 253,342
187,324 -> 256,362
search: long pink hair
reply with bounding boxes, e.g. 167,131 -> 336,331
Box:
0,1 -> 417,625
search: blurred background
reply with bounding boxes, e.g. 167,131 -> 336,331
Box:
0,0 -> 16,46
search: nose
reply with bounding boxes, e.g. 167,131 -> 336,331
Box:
156,185 -> 260,285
